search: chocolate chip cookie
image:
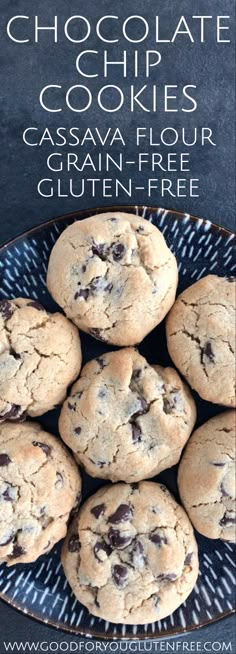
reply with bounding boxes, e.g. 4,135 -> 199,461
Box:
178,411 -> 236,541
59,348 -> 196,482
47,212 -> 178,346
0,421 -> 81,565
61,481 -> 198,624
0,298 -> 82,420
166,275 -> 235,406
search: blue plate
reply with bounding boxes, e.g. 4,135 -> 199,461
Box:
0,206 -> 235,639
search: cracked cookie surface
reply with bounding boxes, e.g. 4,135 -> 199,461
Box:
61,481 -> 198,624
0,298 -> 82,420
178,411 -> 236,541
0,421 -> 81,565
47,212 -> 178,346
59,348 -> 196,482
166,275 -> 236,406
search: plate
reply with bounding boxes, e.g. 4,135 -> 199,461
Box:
0,206 -> 235,640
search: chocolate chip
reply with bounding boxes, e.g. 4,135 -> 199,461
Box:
9,349 -> 21,360
96,357 -> 105,370
136,225 -> 145,233
220,482 -> 229,497
94,541 -> 112,561
211,462 -> 226,467
27,301 -> 44,310
109,504 -> 133,524
112,564 -> 128,587
132,397 -> 149,419
68,534 -> 80,552
163,391 -> 180,414
105,282 -> 113,293
0,404 -> 25,422
108,528 -> 132,549
71,492 -> 82,516
92,243 -> 107,261
10,544 -> 26,559
2,487 -> 14,502
89,329 -> 107,343
0,533 -> 14,546
98,387 -> 106,399
81,265 -> 86,273
91,503 -> 106,519
132,369 -> 142,381
68,401 -> 76,411
0,454 -> 11,466
75,288 -> 89,300
219,513 -> 236,527
227,276 -> 236,282
112,243 -> 125,261
184,553 -> 193,566
74,427 -> 82,435
157,573 -> 177,581
150,533 -> 167,546
131,423 -> 142,443
202,342 -> 215,363
130,540 -> 145,567
32,441 -> 51,456
55,472 -> 64,489
0,300 -> 14,320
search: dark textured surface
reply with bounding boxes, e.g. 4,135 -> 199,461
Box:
0,0 -> 235,648
0,0 -> 235,246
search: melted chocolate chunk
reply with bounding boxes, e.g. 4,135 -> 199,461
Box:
94,540 -> 112,561
131,423 -> 142,443
75,289 -> 89,300
81,264 -> 86,273
184,552 -> 193,566
0,454 -> 12,466
202,342 -> 215,363
92,243 -> 107,261
0,300 -> 14,320
112,243 -> 125,261
150,533 -> 167,546
32,441 -> 51,456
130,540 -> 145,566
131,368 -> 142,381
108,528 -> 132,549
112,564 -> 128,587
74,427 -> 82,436
55,472 -> 64,489
27,301 -> 44,311
91,503 -> 105,519
11,544 -> 26,559
109,504 -> 132,524
68,534 -> 80,552
219,513 -> 236,527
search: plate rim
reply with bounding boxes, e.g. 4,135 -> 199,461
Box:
0,204 -> 235,253
0,204 -> 235,639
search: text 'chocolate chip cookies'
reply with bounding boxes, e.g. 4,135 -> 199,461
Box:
0,298 -> 82,420
47,212 -> 178,346
59,348 -> 196,482
0,421 -> 81,565
178,411 -> 236,542
166,275 -> 236,406
61,482 -> 198,624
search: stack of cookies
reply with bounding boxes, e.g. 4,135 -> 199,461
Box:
0,211 -> 235,625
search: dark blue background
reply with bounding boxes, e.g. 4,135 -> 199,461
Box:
0,0 -> 235,649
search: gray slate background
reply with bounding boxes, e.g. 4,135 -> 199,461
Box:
0,0 -> 235,650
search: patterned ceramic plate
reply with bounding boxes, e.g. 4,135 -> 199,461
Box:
0,206 -> 235,640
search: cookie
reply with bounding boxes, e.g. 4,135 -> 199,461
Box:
166,275 -> 236,406
0,298 -> 82,420
59,348 -> 196,482
0,421 -> 81,565
178,411 -> 236,542
61,481 -> 198,624
47,212 -> 178,346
